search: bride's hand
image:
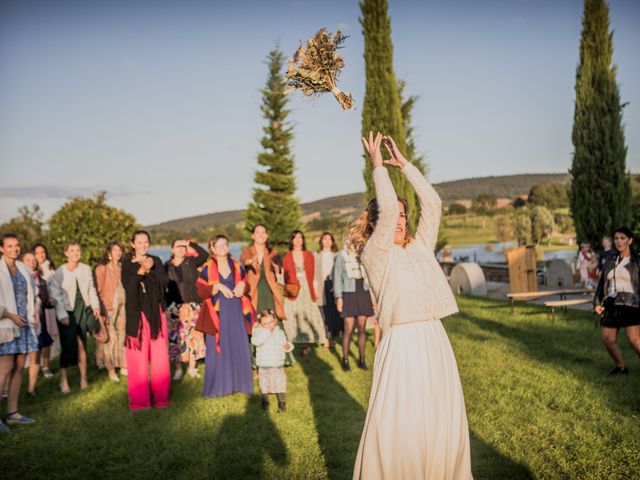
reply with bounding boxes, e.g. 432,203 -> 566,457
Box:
382,135 -> 409,168
361,131 -> 384,168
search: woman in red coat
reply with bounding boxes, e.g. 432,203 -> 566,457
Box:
282,230 -> 327,356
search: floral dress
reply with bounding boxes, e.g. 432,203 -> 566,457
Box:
284,263 -> 327,344
0,269 -> 38,355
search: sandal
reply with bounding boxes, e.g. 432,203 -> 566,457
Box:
5,412 -> 35,425
60,382 -> 70,394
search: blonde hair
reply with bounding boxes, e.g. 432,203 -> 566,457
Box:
345,197 -> 411,260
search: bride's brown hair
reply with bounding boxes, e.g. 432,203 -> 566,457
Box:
346,197 -> 411,260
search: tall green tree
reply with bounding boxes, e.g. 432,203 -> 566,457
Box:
530,206 -> 556,245
360,0 -> 425,230
398,79 -> 428,177
570,0 -> 631,247
245,48 -> 302,246
47,192 -> 140,266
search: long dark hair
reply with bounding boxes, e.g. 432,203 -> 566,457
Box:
32,242 -> 56,270
99,240 -> 125,266
613,226 -> 636,255
129,230 -> 151,259
318,231 -> 338,253
288,230 -> 307,251
251,223 -> 273,253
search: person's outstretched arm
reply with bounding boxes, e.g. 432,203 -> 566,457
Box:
363,132 -> 399,252
383,135 -> 441,251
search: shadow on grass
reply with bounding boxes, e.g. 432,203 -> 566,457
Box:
298,343 -> 532,480
470,430 -> 533,479
455,308 -> 640,414
209,394 -> 289,478
298,347 -> 365,480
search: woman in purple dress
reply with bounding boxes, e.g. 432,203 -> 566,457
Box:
197,235 -> 254,398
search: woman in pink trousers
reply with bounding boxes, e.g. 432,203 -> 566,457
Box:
121,230 -> 170,410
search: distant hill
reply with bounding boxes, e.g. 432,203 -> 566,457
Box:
434,173 -> 570,202
146,173 -> 569,231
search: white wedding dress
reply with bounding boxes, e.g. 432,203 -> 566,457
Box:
353,163 -> 473,480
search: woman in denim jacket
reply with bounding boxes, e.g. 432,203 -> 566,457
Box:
333,244 -> 374,371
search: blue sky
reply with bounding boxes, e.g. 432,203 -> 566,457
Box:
1,0 -> 639,225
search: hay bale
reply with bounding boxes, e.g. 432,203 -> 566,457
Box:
450,263 -> 487,297
547,259 -> 574,288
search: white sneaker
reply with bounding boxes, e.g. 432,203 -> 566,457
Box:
173,368 -> 184,381
119,368 -> 128,377
109,374 -> 120,383
187,367 -> 200,379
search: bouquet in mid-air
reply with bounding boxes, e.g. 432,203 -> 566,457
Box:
285,28 -> 354,110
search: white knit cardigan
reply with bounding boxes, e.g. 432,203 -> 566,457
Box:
361,163 -> 458,333
49,263 -> 100,319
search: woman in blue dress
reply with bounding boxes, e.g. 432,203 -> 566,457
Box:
0,234 -> 38,431
197,235 -> 254,397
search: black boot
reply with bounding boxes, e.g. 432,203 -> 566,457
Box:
341,357 -> 351,372
261,394 -> 270,411
358,358 -> 368,371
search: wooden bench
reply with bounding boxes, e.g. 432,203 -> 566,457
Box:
544,298 -> 593,320
507,289 -> 595,313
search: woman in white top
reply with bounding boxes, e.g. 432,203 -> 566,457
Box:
314,232 -> 341,350
49,242 -> 100,393
593,227 -> 640,375
350,133 -> 472,480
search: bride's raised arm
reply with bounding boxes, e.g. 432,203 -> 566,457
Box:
362,132 -> 399,251
383,136 -> 441,251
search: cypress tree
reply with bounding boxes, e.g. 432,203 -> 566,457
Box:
398,79 -> 428,177
360,0 -> 425,230
570,0 -> 631,247
245,49 -> 302,246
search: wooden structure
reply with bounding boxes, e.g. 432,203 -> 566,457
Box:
544,298 -> 593,321
506,288 -> 595,314
507,245 -> 538,294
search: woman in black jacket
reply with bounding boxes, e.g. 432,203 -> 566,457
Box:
165,239 -> 208,380
594,227 -> 640,375
122,230 -> 170,410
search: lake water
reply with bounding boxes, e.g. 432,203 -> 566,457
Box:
149,243 -> 244,263
150,241 -> 576,265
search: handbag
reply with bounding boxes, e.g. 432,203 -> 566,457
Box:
614,292 -> 640,309
284,283 -> 300,298
93,315 -> 110,343
612,257 -> 640,309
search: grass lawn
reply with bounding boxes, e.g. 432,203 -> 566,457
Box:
2,296 -> 639,479
441,215 -> 498,247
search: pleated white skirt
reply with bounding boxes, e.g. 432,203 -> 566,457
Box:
353,319 -> 473,480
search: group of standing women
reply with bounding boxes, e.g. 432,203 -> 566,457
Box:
241,225 -> 377,370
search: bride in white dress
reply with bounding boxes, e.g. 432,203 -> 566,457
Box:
351,132 -> 473,480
